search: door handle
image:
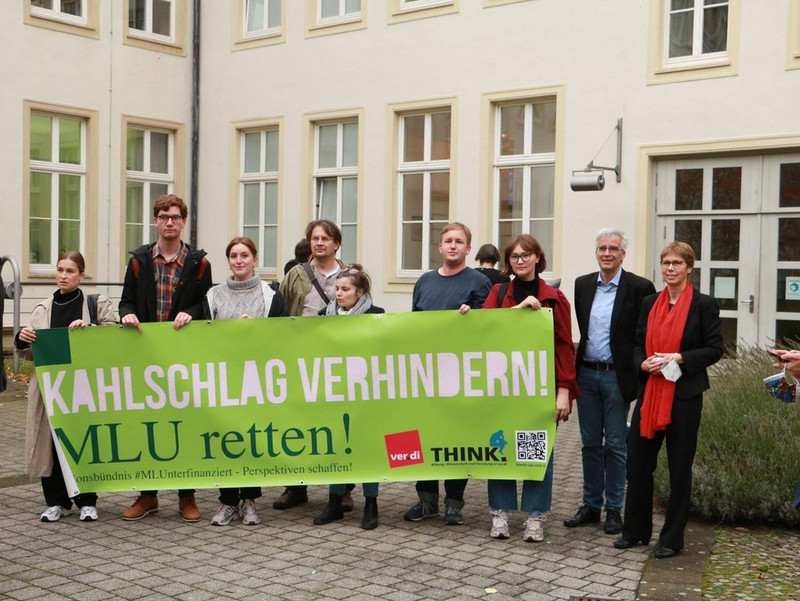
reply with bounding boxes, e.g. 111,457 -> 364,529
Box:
740,294 -> 754,314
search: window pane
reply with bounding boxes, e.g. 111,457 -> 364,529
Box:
263,226 -> 277,268
530,165 -> 554,218
150,182 -> 168,202
429,172 -> 449,221
265,130 -> 279,172
59,174 -> 81,219
500,105 -> 524,156
126,224 -> 143,250
341,177 -> 357,222
30,114 -> 53,162
244,226 -> 259,247
126,181 -> 144,223
675,169 -> 703,210
778,218 -> 800,261
153,0 -> 172,36
402,173 -> 423,221
779,163 -> 800,208
29,219 -> 51,265
268,0 -> 281,28
673,0 -> 694,10
777,269 -> 800,313
319,179 -> 338,221
30,172 -> 52,218
530,220 -> 553,267
129,0 -> 145,29
402,223 -> 422,270
428,223 -> 442,270
710,267 -> 738,311
321,0 -> 338,18
775,320 -> 800,345
498,220 -> 522,257
711,167 -> 740,210
58,219 -> 80,254
246,0 -> 265,32
345,0 -> 361,13
264,182 -> 278,222
62,0 -> 82,16
498,167 -> 523,220
150,132 -> 169,173
318,125 -> 337,168
341,227 -> 356,264
675,219 -> 702,259
532,102 -> 556,154
244,132 -> 261,173
669,11 -> 693,58
243,184 -> 260,224
127,128 -> 144,171
342,122 -> 358,167
710,219 -> 739,261
430,112 -> 450,161
59,119 -> 82,164
32,0 -> 55,8
403,116 -> 424,162
703,5 -> 727,53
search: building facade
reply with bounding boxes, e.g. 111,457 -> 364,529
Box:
2,0 -> 800,349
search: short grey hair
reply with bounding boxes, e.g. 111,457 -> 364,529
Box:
596,228 -> 628,250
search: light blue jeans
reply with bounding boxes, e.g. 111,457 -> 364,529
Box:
487,453 -> 553,514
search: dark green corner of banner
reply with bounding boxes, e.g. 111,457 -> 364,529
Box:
32,328 -> 72,367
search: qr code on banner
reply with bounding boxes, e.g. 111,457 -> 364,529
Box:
515,430 -> 548,462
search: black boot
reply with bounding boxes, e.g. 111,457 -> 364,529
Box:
361,496 -> 378,530
313,493 -> 344,525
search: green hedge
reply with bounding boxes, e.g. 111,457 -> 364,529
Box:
654,346 -> 800,526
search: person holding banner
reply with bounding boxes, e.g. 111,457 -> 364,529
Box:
481,234 -> 579,543
15,251 -> 116,522
119,194 -> 212,522
203,236 -> 289,526
614,242 -> 722,559
313,264 -> 384,530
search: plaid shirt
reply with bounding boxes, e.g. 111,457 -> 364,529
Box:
153,242 -> 188,322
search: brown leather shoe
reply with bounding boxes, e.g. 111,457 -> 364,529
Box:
179,496 -> 201,522
342,490 -> 354,513
122,495 -> 159,521
272,487 -> 308,510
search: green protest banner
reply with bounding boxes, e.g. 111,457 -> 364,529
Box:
33,309 -> 556,494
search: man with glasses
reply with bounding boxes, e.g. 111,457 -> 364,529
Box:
403,222 -> 492,526
564,228 -> 655,535
119,194 -> 212,522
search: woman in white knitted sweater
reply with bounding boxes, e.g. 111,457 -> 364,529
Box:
204,237 -> 288,526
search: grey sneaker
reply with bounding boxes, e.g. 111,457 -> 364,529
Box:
240,499 -> 260,525
444,505 -> 464,525
79,506 -> 98,522
41,506 -> 71,522
490,509 -> 509,539
523,513 -> 546,542
211,504 -> 240,526
403,500 -> 440,521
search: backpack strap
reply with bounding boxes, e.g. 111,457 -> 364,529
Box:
301,262 -> 330,305
87,293 -> 100,325
497,281 -> 510,307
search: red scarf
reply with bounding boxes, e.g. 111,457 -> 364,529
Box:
639,283 -> 693,439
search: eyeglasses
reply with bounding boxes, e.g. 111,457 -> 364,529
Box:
509,252 -> 534,263
661,260 -> 686,268
156,214 -> 184,223
597,245 -> 622,253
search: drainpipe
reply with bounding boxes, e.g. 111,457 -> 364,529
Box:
190,0 -> 200,248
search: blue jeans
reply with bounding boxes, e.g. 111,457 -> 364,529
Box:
576,367 -> 629,512
487,453 -> 553,514
331,483 -> 378,497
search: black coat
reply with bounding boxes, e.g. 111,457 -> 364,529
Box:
574,269 -> 656,403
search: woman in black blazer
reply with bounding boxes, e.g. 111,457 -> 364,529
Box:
614,242 -> 723,559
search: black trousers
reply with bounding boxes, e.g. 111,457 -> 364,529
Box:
415,479 -> 468,507
41,445 -> 97,508
219,487 -> 262,506
621,394 -> 703,551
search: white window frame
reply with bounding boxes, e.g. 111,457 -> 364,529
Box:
397,110 -> 451,277
317,0 -> 361,25
128,0 -> 176,43
29,114 -> 87,270
243,0 -> 282,39
400,0 -> 452,11
240,128 -> 280,270
124,126 -> 175,250
492,100 -> 556,270
313,120 -> 359,263
30,0 -> 88,26
664,0 -> 729,66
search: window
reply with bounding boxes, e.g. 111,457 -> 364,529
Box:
397,110 -> 451,273
492,100 -> 556,264
789,0 -> 800,70
319,0 -> 361,22
314,121 -> 359,262
124,126 -> 174,251
28,113 -> 86,268
234,0 -> 284,48
25,0 -> 99,37
388,0 -> 457,24
125,0 -> 185,54
648,0 -> 739,83
241,128 -> 280,270
305,0 -> 365,36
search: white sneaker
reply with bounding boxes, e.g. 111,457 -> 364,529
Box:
240,499 -> 260,525
490,509 -> 510,539
523,513 -> 546,542
211,504 -> 240,526
79,506 -> 98,522
41,506 -> 71,522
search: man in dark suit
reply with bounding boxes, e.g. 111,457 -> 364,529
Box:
564,228 -> 655,534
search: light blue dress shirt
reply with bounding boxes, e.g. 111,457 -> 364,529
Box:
584,269 -> 622,363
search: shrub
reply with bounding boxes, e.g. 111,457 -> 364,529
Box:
653,345 -> 800,527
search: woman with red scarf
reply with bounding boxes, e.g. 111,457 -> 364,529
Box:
614,242 -> 722,559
